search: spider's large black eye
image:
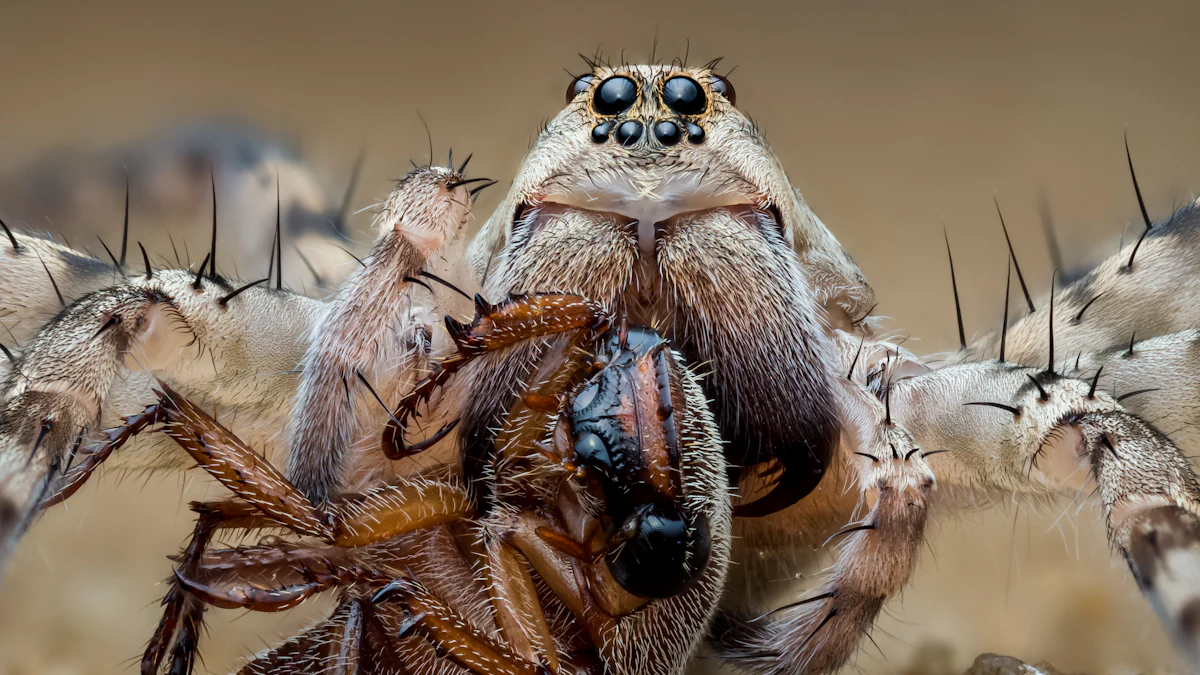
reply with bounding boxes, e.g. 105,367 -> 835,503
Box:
661,77 -> 707,115
566,74 -> 595,103
593,76 -> 638,116
710,75 -> 736,106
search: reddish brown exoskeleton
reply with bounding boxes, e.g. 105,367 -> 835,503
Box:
115,292 -> 729,675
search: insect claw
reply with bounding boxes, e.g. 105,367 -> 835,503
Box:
444,315 -> 471,344
473,293 -> 493,317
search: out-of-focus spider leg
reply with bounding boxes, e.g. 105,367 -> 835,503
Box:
38,402 -> 164,508
382,292 -> 611,459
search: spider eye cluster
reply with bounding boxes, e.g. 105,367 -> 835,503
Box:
573,71 -> 736,147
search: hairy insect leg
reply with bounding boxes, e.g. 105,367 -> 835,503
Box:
484,535 -> 562,671
38,401 -> 164,508
157,381 -> 475,548
174,543 -> 391,612
382,292 -> 611,460
371,576 -> 550,675
155,382 -> 332,539
238,597 -> 368,675
494,511 -> 616,651
143,500 -> 270,675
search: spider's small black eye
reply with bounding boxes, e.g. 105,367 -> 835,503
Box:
710,75 -> 736,106
593,76 -> 638,116
661,77 -> 707,115
567,74 -> 595,103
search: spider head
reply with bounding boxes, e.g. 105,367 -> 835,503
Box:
470,62 -> 851,287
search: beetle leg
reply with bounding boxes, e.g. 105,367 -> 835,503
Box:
383,293 -> 611,459
484,536 -> 562,672
371,576 -> 550,675
154,382 -> 333,538
237,597 -> 367,675
39,402 -> 164,508
143,500 -> 271,675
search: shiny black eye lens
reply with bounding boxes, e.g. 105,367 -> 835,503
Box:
567,74 -> 595,103
653,120 -> 681,146
615,120 -> 643,147
710,75 -> 736,106
661,77 -> 707,115
591,122 -> 614,144
593,76 -> 638,116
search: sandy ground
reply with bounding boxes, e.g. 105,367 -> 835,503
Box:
3,1 -> 1200,673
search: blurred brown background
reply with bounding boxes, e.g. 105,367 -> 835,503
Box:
2,0 -> 1199,673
